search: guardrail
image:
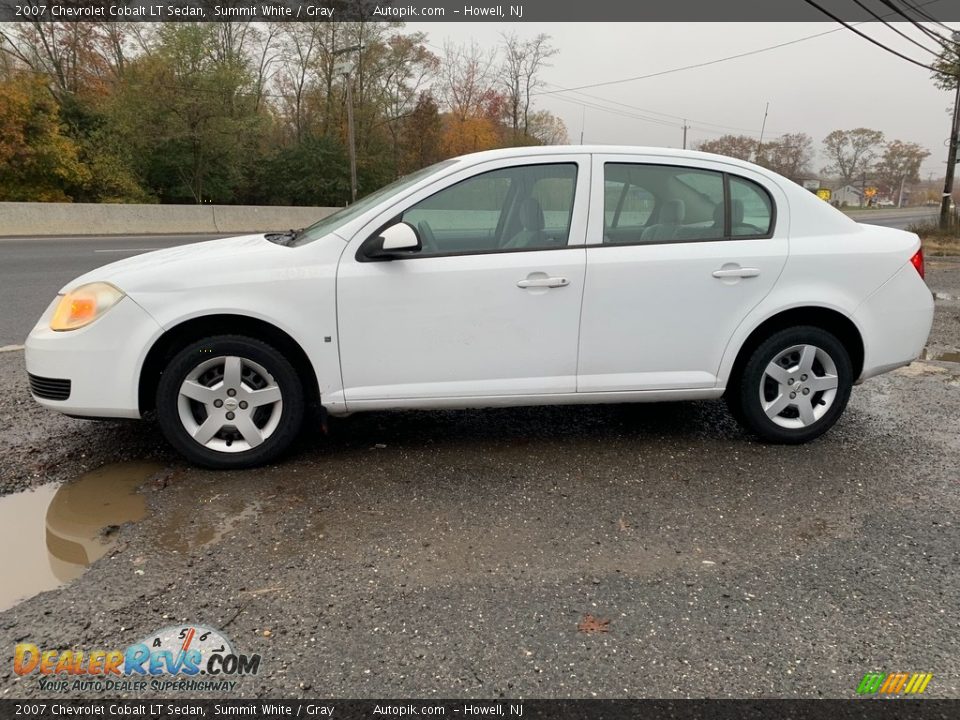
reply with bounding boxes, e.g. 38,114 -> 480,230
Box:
0,202 -> 339,237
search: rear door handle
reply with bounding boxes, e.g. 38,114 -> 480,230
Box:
712,267 -> 760,279
517,276 -> 569,289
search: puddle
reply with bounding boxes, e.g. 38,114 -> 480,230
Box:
157,499 -> 260,553
0,462 -> 161,612
921,349 -> 960,363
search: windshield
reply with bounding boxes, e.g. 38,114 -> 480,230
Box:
289,159 -> 458,246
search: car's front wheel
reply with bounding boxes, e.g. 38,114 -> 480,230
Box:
727,326 -> 853,444
156,336 -> 305,468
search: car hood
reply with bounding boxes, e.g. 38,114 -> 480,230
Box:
60,233 -> 327,294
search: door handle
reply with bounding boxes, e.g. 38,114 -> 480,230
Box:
517,276 -> 569,289
712,267 -> 760,279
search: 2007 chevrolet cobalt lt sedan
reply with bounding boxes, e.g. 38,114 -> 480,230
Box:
26,146 -> 934,468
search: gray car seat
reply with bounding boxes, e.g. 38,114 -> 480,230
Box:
640,199 -> 685,242
504,197 -> 547,249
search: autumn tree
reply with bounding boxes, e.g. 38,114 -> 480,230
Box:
0,73 -> 88,201
821,128 -> 885,186
874,140 -> 930,204
760,133 -> 814,182
695,134 -> 757,161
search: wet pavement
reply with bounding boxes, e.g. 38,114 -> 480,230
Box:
0,258 -> 958,699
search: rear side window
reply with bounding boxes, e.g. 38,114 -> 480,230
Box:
600,162 -> 775,245
603,163 -> 725,244
729,176 -> 774,237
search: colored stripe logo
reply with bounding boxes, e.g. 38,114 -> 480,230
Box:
857,672 -> 933,695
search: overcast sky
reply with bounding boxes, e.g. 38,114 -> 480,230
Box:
414,22 -> 957,179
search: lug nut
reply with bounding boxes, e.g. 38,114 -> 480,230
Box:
213,399 -> 223,408
787,378 -> 795,385
802,388 -> 810,395
227,388 -> 237,397
801,374 -> 808,381
789,392 -> 797,399
226,411 -> 235,420
239,401 -> 248,409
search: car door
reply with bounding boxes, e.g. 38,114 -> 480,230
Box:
577,154 -> 789,392
336,154 -> 590,407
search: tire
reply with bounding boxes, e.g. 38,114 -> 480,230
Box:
156,335 -> 305,469
726,326 -> 853,444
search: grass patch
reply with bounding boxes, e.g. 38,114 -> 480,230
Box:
907,220 -> 960,256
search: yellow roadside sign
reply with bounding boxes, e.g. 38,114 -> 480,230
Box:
816,189 -> 832,201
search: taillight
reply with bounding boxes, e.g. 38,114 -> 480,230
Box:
910,247 -> 924,280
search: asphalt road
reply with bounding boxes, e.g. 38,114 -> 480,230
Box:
844,207 -> 938,229
0,233 -> 228,346
0,207 -> 941,346
0,255 -> 957,699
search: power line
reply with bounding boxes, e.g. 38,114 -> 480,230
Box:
849,0 -> 944,55
895,0 -> 959,34
532,28 -> 848,97
875,0 -> 959,53
540,82 -> 783,136
801,0 -> 945,73
534,0 -> 950,99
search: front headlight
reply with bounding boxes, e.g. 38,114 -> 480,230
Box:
50,282 -> 125,331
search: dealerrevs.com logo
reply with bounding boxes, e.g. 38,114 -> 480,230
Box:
856,672 -> 933,696
13,625 -> 261,693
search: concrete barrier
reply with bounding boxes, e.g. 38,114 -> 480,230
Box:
0,202 -> 339,237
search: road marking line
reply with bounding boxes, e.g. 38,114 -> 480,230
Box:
0,345 -> 25,353
93,248 -> 161,253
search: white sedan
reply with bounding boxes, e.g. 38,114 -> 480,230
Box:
25,146 -> 934,468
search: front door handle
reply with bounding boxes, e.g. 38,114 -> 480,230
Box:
517,276 -> 569,289
712,267 -> 760,279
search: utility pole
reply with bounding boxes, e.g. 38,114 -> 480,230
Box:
345,80 -> 358,204
682,120 -> 688,150
334,44 -> 362,205
756,102 -> 769,163
940,38 -> 960,229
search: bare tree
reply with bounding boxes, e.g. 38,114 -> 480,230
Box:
437,40 -> 497,121
500,32 -> 556,137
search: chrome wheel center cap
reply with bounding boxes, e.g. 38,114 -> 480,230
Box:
224,397 -> 239,410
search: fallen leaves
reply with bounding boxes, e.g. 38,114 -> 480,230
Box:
577,613 -> 610,634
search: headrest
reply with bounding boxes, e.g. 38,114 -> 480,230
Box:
730,199 -> 745,225
661,199 -> 685,224
520,197 -> 545,231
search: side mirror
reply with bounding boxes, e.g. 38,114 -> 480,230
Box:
362,222 -> 421,260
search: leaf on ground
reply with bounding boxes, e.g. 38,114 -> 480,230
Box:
577,614 -> 610,634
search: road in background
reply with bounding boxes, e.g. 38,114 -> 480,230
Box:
0,233 -> 229,346
845,207 -> 938,229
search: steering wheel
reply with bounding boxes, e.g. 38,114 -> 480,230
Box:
417,220 -> 438,253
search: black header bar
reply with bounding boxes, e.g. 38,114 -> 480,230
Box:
1,0 -> 960,22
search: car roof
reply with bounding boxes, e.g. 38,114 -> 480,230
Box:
451,144 -> 764,174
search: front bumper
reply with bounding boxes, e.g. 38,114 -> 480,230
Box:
24,296 -> 163,419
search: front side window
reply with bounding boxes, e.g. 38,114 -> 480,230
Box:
290,159 -> 456,246
401,163 -> 578,256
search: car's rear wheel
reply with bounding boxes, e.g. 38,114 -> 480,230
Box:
156,336 -> 304,468
727,326 -> 853,444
